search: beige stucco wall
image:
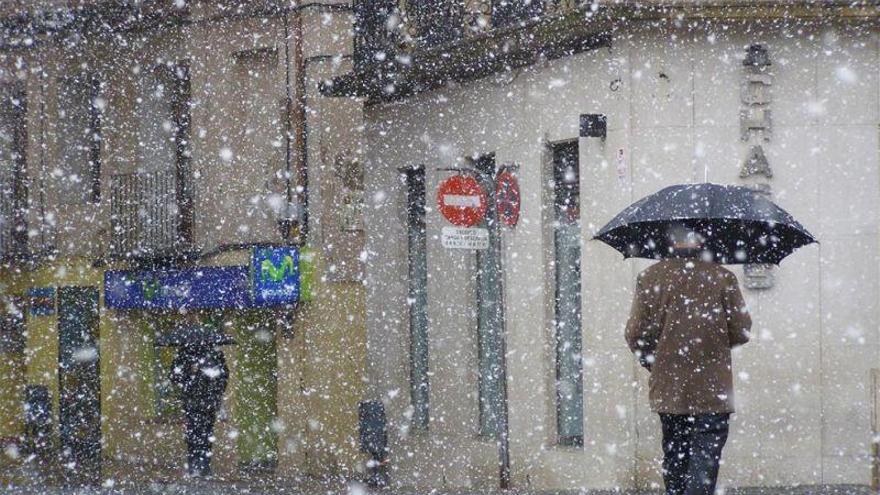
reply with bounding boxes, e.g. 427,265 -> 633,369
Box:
1,5 -> 333,257
7,2 -> 361,256
16,15 -> 289,255
362,20 -> 879,491
0,1 -> 368,482
276,259 -> 368,479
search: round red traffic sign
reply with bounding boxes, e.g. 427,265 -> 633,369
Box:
437,175 -> 487,227
496,170 -> 521,227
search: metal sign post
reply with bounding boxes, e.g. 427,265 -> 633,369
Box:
437,162 -> 512,489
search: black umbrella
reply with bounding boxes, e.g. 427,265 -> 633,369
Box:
154,323 -> 236,347
593,183 -> 817,264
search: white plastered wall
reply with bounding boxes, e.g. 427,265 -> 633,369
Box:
362,20 -> 879,491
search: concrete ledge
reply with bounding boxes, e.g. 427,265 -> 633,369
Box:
725,486 -> 872,495
397,486 -> 873,495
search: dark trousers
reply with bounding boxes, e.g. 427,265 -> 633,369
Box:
185,408 -> 217,475
659,413 -> 730,495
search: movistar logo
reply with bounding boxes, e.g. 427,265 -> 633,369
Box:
260,255 -> 296,283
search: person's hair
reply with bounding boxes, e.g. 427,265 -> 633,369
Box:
666,224 -> 707,259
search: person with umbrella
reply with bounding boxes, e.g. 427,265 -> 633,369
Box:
595,183 -> 816,495
624,224 -> 750,495
163,323 -> 233,477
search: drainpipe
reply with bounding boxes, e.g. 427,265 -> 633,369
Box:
281,11 -> 296,244
292,11 -> 308,243
283,3 -> 353,245
282,8 -> 309,245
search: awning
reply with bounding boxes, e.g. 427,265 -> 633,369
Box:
321,10 -> 613,102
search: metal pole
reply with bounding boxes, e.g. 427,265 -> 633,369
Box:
482,161 -> 511,490
495,175 -> 511,491
872,369 -> 880,493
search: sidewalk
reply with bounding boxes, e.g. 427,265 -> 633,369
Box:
0,461 -> 872,495
0,480 -> 873,495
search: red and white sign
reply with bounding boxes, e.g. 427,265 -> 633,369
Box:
616,148 -> 628,189
437,175 -> 487,227
495,170 -> 521,228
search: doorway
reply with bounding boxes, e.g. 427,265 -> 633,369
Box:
198,311 -> 278,473
234,314 -> 278,472
58,286 -> 101,484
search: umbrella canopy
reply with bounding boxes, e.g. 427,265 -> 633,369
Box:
154,323 -> 236,347
593,183 -> 817,265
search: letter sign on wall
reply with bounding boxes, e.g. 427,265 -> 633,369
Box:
437,175 -> 488,227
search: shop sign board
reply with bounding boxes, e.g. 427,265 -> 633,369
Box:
105,247 -> 301,310
437,175 -> 487,227
104,266 -> 252,310
252,246 -> 300,306
441,226 -> 489,250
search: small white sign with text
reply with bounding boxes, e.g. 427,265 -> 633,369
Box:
441,227 -> 489,250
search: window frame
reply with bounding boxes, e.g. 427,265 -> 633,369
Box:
0,84 -> 29,259
136,61 -> 194,251
403,165 -> 430,430
56,73 -> 103,205
549,139 -> 584,448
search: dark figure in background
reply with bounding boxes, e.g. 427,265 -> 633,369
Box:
170,344 -> 229,476
625,228 -> 751,495
358,400 -> 389,488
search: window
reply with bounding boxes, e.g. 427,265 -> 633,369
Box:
473,153 -> 507,439
353,0 -> 399,71
404,165 -> 429,429
0,296 -> 25,354
138,67 -> 176,173
0,85 -> 28,258
56,75 -> 101,204
136,61 -> 193,246
551,140 -> 583,447
408,0 -> 461,46
146,318 -> 180,420
492,0 -> 545,28
152,345 -> 180,419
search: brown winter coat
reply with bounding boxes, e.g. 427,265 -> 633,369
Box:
625,259 -> 751,414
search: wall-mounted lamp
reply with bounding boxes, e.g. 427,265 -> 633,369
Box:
580,113 -> 607,139
743,44 -> 771,68
277,199 -> 303,244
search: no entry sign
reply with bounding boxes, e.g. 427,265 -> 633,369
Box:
437,175 -> 487,227
496,170 -> 521,227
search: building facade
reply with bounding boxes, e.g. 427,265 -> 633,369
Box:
0,0 -> 367,484
325,1 -> 880,491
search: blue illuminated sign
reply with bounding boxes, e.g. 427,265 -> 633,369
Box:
104,266 -> 251,310
104,247 -> 300,310
252,247 -> 300,307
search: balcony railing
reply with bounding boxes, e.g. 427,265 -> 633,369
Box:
109,169 -> 193,259
327,0 -> 609,100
